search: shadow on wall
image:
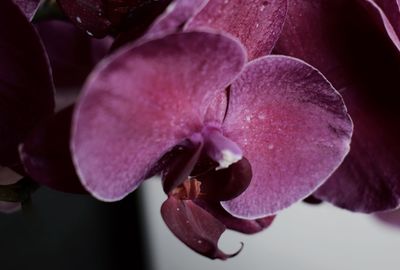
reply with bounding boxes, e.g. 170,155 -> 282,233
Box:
0,187 -> 151,270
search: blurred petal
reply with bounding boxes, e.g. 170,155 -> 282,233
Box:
0,201 -> 21,213
72,32 -> 246,201
161,197 -> 242,259
196,200 -> 275,234
359,0 -> 400,51
222,56 -> 352,218
35,20 -> 112,88
0,166 -> 21,185
20,106 -> 85,193
198,157 -> 252,202
187,0 -> 287,59
375,209 -> 400,227
0,0 -> 54,167
13,0 -> 41,20
275,0 -> 400,212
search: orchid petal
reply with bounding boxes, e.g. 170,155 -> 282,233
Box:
198,157 -> 252,202
111,0 -> 206,50
13,0 -> 41,20
57,0 -> 111,37
162,141 -> 204,193
359,0 -> 400,52
375,209 -> 400,227
72,32 -> 246,201
20,106 -> 85,193
35,20 -> 112,88
275,0 -> 400,212
143,0 -> 208,40
161,196 -> 242,259
0,201 -> 21,213
0,0 -> 54,167
195,200 -> 275,234
186,0 -> 287,59
222,55 -> 352,218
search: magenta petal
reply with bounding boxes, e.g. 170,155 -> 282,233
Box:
35,20 -> 112,88
275,0 -> 400,212
196,200 -> 275,234
222,56 -> 353,218
20,106 -> 85,193
0,0 -> 54,167
72,32 -> 246,201
359,0 -> 400,51
187,0 -> 287,59
161,197 -> 242,259
13,0 -> 41,20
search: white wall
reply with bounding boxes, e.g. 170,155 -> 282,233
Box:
142,177 -> 400,270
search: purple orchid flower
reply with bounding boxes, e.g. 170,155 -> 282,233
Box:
12,0 -> 42,20
56,0 -> 172,38
70,30 -> 352,258
274,0 -> 400,213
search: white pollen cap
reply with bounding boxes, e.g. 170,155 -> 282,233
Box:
216,149 -> 242,170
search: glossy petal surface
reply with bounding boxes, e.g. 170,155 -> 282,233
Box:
57,0 -> 111,37
72,32 -> 245,201
275,0 -> 400,212
20,107 -> 85,193
187,0 -> 287,59
0,0 -> 54,167
222,56 -> 352,218
161,196 -> 242,259
13,0 -> 41,20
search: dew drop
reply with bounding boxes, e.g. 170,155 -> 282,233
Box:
176,207 -> 180,211
197,240 -> 203,244
76,16 -> 82,23
86,30 -> 94,37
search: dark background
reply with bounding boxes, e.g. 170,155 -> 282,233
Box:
0,188 -> 151,270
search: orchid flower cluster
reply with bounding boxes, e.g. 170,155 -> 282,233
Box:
0,0 -> 399,260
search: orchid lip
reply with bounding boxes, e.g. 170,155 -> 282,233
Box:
191,125 -> 243,170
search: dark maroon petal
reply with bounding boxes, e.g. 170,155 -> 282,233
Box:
20,106 -> 85,193
161,196 -> 242,259
222,56 -> 353,218
0,0 -> 54,167
57,0 -> 112,37
196,200 -> 275,234
187,0 -> 287,59
275,0 -> 400,212
375,209 -> 400,227
72,32 -> 246,201
359,0 -> 400,51
13,0 -> 41,20
162,140 -> 204,194
198,157 -> 252,202
35,20 -> 112,88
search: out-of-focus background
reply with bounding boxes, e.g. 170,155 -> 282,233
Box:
1,176 -> 400,270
